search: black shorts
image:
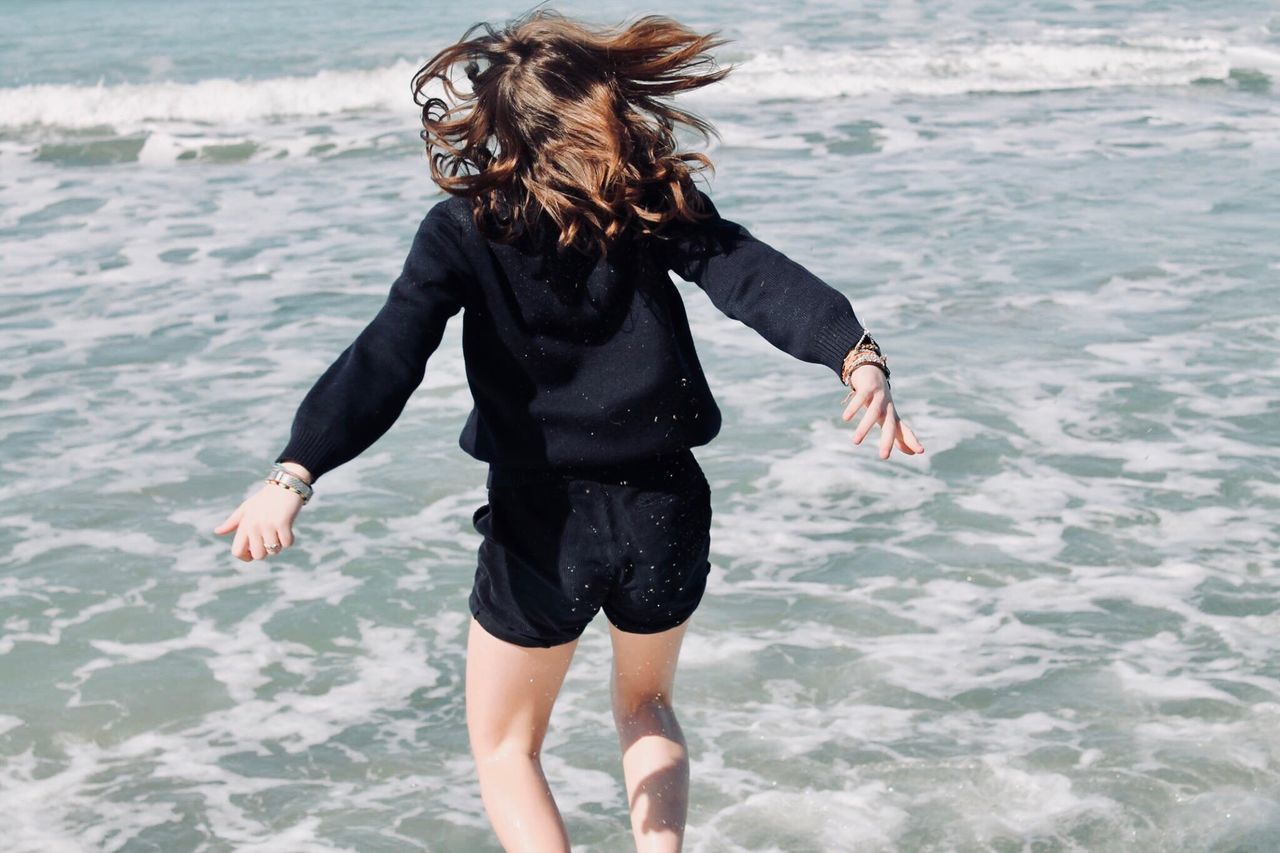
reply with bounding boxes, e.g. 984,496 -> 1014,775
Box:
469,449 -> 713,648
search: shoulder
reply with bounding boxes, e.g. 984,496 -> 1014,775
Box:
651,186 -> 740,255
398,195 -> 477,285
411,195 -> 478,264
685,185 -> 719,215
655,186 -> 730,242
424,193 -> 473,234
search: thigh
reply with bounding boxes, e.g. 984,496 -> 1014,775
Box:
603,455 -> 712,634
608,618 -> 691,712
465,615 -> 579,756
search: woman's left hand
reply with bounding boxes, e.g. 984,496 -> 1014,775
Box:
841,365 -> 925,459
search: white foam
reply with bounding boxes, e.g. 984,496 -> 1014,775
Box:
701,782 -> 909,850
700,38 -> 1241,102
0,32 -> 1272,137
0,58 -> 430,130
964,753 -> 1115,839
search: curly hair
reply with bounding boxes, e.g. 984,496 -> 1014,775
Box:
411,8 -> 735,258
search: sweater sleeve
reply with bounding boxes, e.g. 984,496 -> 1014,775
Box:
273,201 -> 468,482
656,188 -> 867,381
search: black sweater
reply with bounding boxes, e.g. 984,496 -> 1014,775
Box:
274,189 -> 867,481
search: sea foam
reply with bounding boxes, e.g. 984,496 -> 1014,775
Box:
0,33 -> 1273,138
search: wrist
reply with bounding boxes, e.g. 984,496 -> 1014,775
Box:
266,462 -> 314,505
277,460 -> 314,486
267,478 -> 310,503
850,362 -> 889,384
840,333 -> 889,387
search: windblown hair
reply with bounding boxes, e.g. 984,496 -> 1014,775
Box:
411,8 -> 735,258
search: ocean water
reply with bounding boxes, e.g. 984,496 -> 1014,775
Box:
2,0 -> 1279,850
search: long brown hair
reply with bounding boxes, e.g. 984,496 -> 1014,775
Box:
411,8 -> 735,257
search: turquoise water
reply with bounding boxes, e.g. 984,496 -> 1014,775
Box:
2,1 -> 1279,850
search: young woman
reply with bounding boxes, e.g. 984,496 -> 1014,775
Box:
215,9 -> 923,851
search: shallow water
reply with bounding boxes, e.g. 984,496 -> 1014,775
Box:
2,1 -> 1279,850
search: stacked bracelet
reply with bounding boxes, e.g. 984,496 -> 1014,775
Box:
266,464 -> 314,504
840,331 -> 891,387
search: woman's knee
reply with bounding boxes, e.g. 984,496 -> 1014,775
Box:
608,621 -> 688,715
610,667 -> 678,711
471,737 -> 544,764
611,692 -> 678,731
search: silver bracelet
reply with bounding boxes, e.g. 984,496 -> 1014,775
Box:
266,465 -> 314,503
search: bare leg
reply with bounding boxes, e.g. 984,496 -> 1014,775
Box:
609,619 -> 692,853
465,616 -> 579,852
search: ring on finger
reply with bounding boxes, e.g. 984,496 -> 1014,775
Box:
265,541 -> 282,554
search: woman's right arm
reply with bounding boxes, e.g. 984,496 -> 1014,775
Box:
215,200 -> 470,561
270,201 -> 469,483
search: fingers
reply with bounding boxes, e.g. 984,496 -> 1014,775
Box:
844,389 -> 926,460
841,385 -> 875,422
899,421 -> 925,454
247,527 -> 268,561
881,404 -> 927,458
852,391 -> 885,445
879,403 -> 899,459
228,522 -> 293,562
231,524 -> 251,562
214,505 -> 244,535
894,430 -> 918,455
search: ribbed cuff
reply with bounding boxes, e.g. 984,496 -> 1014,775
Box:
274,428 -> 340,483
812,311 -> 868,383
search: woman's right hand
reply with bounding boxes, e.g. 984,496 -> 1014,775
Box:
214,465 -> 311,561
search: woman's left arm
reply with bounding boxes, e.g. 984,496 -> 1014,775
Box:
657,188 -> 924,460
